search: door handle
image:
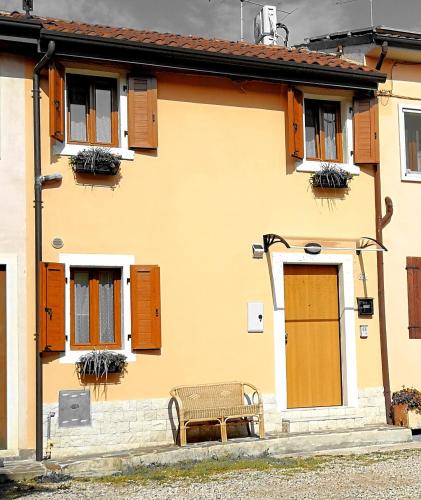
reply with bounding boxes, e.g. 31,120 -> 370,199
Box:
285,332 -> 288,345
45,307 -> 53,319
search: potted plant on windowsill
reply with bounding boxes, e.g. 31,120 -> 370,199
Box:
70,147 -> 121,176
391,387 -> 421,429
309,163 -> 353,189
75,350 -> 127,380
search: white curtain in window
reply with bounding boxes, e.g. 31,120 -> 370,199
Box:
99,270 -> 115,344
96,87 -> 112,144
323,108 -> 337,160
69,85 -> 88,142
305,106 -> 317,158
74,272 -> 90,344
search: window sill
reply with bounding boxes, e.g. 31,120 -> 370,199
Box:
296,160 -> 360,175
402,171 -> 421,183
53,142 -> 135,161
59,348 -> 136,364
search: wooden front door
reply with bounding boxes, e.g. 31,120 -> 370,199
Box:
285,264 -> 342,409
0,266 -> 6,448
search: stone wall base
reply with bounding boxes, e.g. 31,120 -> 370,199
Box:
44,387 -> 386,458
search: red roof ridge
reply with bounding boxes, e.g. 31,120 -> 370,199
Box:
0,10 -> 376,73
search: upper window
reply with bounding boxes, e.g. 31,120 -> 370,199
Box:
304,99 -> 343,163
403,110 -> 421,174
67,74 -> 118,147
70,267 -> 121,350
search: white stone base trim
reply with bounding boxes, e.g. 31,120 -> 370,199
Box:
44,387 -> 386,458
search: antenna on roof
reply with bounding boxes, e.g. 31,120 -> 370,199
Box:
22,0 -> 33,18
336,0 -> 374,27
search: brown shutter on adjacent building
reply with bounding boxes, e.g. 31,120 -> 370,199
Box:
127,76 -> 158,149
353,97 -> 379,164
39,262 -> 66,352
130,265 -> 161,349
407,257 -> 421,339
287,87 -> 304,160
48,62 -> 65,142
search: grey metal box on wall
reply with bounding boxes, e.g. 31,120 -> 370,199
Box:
58,390 -> 91,427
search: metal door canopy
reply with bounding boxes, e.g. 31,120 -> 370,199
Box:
58,390 -> 91,427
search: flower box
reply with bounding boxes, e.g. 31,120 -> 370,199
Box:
311,177 -> 349,189
391,387 -> 421,429
70,147 -> 121,176
392,404 -> 421,429
75,350 -> 127,380
310,164 -> 353,189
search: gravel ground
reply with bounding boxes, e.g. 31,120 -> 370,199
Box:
4,449 -> 421,499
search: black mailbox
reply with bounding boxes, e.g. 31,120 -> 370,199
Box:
357,298 -> 374,316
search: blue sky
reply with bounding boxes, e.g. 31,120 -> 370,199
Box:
2,0 -> 421,45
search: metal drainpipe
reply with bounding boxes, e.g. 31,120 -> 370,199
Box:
33,40 -> 55,462
376,41 -> 389,71
374,164 -> 393,424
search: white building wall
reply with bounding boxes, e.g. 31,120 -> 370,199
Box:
0,53 -> 27,454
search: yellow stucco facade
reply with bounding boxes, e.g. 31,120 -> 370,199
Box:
366,54 -> 421,393
14,55 -> 387,455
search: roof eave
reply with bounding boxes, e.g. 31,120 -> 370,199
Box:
39,29 -> 385,90
374,33 -> 421,51
305,26 -> 421,53
0,15 -> 41,50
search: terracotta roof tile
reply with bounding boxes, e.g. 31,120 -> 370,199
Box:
0,10 -> 374,73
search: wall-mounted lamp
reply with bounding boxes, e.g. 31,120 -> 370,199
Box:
304,243 -> 321,255
252,244 -> 264,259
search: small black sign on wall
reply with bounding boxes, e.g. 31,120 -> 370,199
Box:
357,298 -> 374,316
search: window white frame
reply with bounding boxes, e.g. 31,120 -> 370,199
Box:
59,253 -> 136,363
296,93 -> 360,175
399,103 -> 421,182
271,252 -> 358,411
53,68 -> 134,160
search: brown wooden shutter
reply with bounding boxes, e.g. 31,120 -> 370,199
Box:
39,262 -> 65,352
127,76 -> 158,149
49,61 -> 65,142
130,265 -> 161,349
353,97 -> 379,164
287,87 -> 304,160
407,257 -> 421,339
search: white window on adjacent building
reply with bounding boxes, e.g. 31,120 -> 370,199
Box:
400,105 -> 421,180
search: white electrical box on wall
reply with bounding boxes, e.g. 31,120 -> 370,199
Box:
248,302 -> 264,333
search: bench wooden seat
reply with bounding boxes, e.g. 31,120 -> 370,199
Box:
170,381 -> 265,446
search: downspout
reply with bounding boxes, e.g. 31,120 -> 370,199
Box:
376,41 -> 388,71
33,40 -> 55,462
374,164 -> 393,424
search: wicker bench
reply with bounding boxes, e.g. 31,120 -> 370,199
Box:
170,381 -> 265,446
